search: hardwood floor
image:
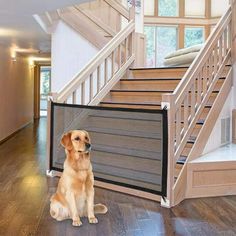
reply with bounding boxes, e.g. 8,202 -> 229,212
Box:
0,118 -> 236,236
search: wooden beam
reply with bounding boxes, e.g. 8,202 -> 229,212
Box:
144,16 -> 222,25
103,0 -> 129,19
74,6 -> 116,36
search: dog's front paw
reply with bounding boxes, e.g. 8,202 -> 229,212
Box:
72,218 -> 82,227
88,217 -> 98,224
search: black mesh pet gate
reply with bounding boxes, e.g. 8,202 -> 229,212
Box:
49,102 -> 168,197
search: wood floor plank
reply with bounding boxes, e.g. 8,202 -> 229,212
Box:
0,118 -> 235,236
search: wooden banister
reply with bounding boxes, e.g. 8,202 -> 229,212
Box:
56,20 -> 135,103
162,5 -> 233,207
174,7 -> 231,101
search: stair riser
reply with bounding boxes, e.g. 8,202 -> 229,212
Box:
117,80 -> 179,91
115,79 -> 224,91
129,68 -> 187,79
100,103 -> 162,109
105,92 -> 217,104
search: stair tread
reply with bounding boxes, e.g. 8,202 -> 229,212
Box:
92,144 -> 162,161
120,78 -> 182,81
120,77 -> 226,81
101,101 -> 213,108
111,90 -> 173,93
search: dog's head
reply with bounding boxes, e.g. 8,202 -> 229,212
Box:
61,130 -> 91,154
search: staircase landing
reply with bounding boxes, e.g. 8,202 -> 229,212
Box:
186,144 -> 236,199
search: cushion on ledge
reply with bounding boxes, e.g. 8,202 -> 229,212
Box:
165,44 -> 203,59
164,51 -> 199,67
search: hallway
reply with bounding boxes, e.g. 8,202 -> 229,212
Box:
0,119 -> 236,236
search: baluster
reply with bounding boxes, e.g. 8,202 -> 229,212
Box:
125,37 -> 128,61
89,73 -> 93,101
81,82 -> 85,105
104,58 -> 108,84
97,66 -> 101,93
191,82 -> 196,120
118,45 -> 121,69
213,45 -> 218,76
176,108 -> 181,148
197,72 -> 202,106
219,36 -> 223,66
128,33 -> 132,58
184,94 -> 189,132
203,65 -> 207,96
228,23 -> 232,51
208,52 -> 213,85
111,51 -> 115,76
223,28 -> 228,56
72,90 -> 77,104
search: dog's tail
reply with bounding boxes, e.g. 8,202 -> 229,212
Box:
94,204 -> 108,214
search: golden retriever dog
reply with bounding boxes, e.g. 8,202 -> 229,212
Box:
50,130 -> 108,226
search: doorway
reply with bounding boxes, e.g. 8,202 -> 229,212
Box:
40,66 -> 51,117
34,64 -> 51,119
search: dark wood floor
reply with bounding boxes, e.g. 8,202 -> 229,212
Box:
0,118 -> 236,236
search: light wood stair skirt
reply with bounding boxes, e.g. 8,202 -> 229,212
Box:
186,144 -> 236,198
162,3 -> 235,207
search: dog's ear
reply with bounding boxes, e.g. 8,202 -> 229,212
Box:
61,131 -> 73,150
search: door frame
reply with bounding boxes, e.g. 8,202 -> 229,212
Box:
34,62 -> 51,119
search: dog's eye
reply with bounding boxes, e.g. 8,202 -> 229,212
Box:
74,137 -> 80,141
85,136 -> 88,141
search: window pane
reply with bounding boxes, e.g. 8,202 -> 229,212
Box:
156,27 -> 177,67
158,0 -> 178,17
144,26 -> 156,67
144,0 -> 155,16
185,0 -> 205,17
185,27 -> 204,48
211,0 -> 229,17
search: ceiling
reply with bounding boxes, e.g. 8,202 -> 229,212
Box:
0,0 -> 89,53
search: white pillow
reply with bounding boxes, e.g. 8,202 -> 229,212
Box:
164,51 -> 199,66
165,44 -> 203,59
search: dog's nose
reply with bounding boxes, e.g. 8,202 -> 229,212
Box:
86,143 -> 91,149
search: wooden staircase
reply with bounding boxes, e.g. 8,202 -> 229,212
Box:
46,0 -> 236,207
98,65 -> 231,179
100,67 -> 187,109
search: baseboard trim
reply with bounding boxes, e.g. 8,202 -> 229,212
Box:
0,120 -> 33,145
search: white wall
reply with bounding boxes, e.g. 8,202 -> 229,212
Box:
0,44 -> 34,142
203,88 -> 234,154
51,20 -> 99,92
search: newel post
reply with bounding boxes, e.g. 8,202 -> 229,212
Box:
161,94 -> 176,208
46,92 -> 58,177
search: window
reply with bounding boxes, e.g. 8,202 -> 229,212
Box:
156,27 -> 177,66
158,0 -> 178,17
185,0 -> 205,18
144,26 -> 156,67
144,26 -> 177,67
184,27 -> 204,48
211,0 -> 229,17
144,0 -> 155,16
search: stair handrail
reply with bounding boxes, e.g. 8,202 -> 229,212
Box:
162,5 -> 232,206
103,0 -> 131,20
55,20 -> 135,104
